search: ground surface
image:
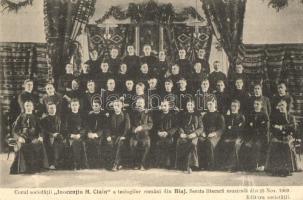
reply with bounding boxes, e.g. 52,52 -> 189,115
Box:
1,154 -> 303,187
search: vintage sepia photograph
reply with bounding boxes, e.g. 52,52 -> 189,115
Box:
0,0 -> 303,199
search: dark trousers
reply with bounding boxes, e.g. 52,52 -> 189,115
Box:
113,137 -> 127,166
86,138 -> 101,169
130,137 -> 150,167
198,136 -> 221,170
156,138 -> 175,168
175,138 -> 198,170
45,137 -> 65,168
65,139 -> 88,169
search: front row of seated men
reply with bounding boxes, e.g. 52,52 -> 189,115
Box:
10,90 -> 300,177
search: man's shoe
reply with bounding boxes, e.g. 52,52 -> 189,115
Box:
49,165 -> 56,170
112,164 -> 118,171
140,165 -> 146,171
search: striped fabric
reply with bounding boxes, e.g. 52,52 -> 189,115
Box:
0,42 -> 50,113
238,44 -> 303,124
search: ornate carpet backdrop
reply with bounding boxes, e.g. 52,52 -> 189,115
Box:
238,44 -> 303,124
0,42 -> 50,114
87,1 -> 212,63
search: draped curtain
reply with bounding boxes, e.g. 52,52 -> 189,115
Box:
43,0 -> 96,82
202,0 -> 247,75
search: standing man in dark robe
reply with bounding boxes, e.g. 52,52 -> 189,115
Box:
101,78 -> 120,113
121,79 -> 135,113
266,100 -> 299,176
161,79 -> 178,111
195,78 -> 216,115
129,97 -> 153,170
231,78 -> 250,116
157,50 -> 170,85
10,100 -> 48,174
116,63 -> 129,93
82,80 -> 100,118
85,99 -> 110,169
41,82 -> 63,117
176,100 -> 203,173
140,44 -> 158,74
214,80 -> 230,115
156,100 -> 179,169
57,63 -> 75,95
108,48 -> 122,75
123,45 -> 140,76
136,63 -> 152,86
63,98 -> 88,170
229,62 -> 248,92
189,62 -> 208,93
41,102 -> 65,170
87,50 -> 101,77
208,60 -> 227,92
199,99 -> 225,170
248,83 -> 271,118
176,48 -> 191,77
77,63 -> 92,93
168,64 -> 182,86
271,82 -> 294,114
175,77 -> 193,112
242,99 -> 269,171
94,61 -> 114,91
110,100 -> 131,171
219,100 -> 245,171
195,49 -> 210,75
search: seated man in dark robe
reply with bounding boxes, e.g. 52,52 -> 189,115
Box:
214,80 -> 230,115
85,99 -> 110,169
110,100 -> 131,171
156,100 -> 179,169
208,60 -> 227,92
176,100 -> 203,173
242,99 -> 269,171
63,98 -> 88,170
41,82 -> 63,117
108,48 -> 122,75
18,79 -> 41,116
10,100 -> 48,174
129,97 -> 153,170
231,77 -> 250,116
199,98 -> 225,170
266,100 -> 299,176
195,78 -> 216,115
41,102 -> 65,170
194,49 -> 210,75
140,44 -> 158,74
57,63 -> 75,95
176,48 -> 191,77
271,82 -> 294,114
219,100 -> 245,171
123,45 -> 140,76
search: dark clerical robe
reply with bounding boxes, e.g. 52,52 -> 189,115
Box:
123,55 -> 140,76
10,113 -> 48,174
208,71 -> 227,92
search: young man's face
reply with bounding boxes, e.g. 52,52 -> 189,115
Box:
235,79 -> 243,90
207,101 -> 216,112
71,101 -> 80,113
178,49 -> 186,59
216,81 -> 225,93
127,46 -> 135,55
48,104 -> 57,116
148,78 -> 157,89
143,45 -> 151,56
140,63 -> 149,74
235,64 -> 243,74
113,101 -> 122,113
24,102 -> 34,114
65,64 -> 73,74
201,80 -> 209,92
110,49 -> 119,59
198,49 -> 205,58
277,84 -> 287,95
230,102 -> 240,114
125,80 -> 134,91
254,85 -> 262,97
92,102 -> 101,113
165,82 -> 173,92
120,64 -> 127,74
90,50 -> 98,61
107,79 -> 115,91
71,80 -> 79,90
186,102 -> 195,112
179,80 -> 187,89
136,98 -> 145,110
82,64 -> 89,73
87,81 -> 95,92
253,101 -> 262,112
213,61 -> 220,71
45,84 -> 55,95
24,81 -> 34,92
161,101 -> 170,113
136,85 -> 144,95
159,51 -> 166,61
171,65 -> 180,75
100,63 -> 109,72
194,63 -> 202,72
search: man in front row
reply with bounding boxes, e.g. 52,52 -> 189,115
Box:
129,97 -> 153,170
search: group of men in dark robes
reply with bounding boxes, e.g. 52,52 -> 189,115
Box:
9,44 -> 301,176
